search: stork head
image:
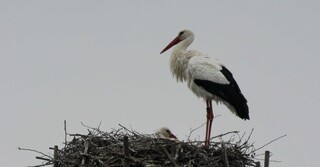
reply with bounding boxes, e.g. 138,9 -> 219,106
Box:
155,127 -> 177,140
160,29 -> 194,54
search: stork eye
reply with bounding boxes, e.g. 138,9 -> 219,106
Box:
179,31 -> 184,36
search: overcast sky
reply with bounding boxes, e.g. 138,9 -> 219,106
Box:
1,1 -> 320,166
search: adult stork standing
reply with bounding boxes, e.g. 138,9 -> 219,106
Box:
160,30 -> 249,146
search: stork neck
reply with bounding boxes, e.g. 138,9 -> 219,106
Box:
170,49 -> 190,82
169,36 -> 194,82
173,37 -> 193,53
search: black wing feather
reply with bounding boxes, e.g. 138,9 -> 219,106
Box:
194,66 -> 249,120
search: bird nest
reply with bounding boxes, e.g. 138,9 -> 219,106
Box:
22,124 -> 263,167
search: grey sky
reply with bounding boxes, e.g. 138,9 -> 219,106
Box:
1,1 -> 319,166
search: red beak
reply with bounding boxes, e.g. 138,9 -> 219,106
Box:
160,36 -> 180,54
170,134 -> 177,139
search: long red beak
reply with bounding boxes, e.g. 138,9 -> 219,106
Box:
160,36 -> 180,54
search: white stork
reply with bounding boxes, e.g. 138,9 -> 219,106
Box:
160,29 -> 249,146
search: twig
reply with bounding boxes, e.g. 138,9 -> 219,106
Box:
253,157 -> 282,163
252,135 -> 287,153
119,124 -> 140,136
187,115 -> 221,141
35,156 -> 52,162
243,129 -> 254,145
187,123 -> 206,141
97,121 -> 102,130
28,162 -> 53,167
18,147 -> 52,160
81,122 -> 103,134
64,120 -> 67,147
210,131 -> 239,140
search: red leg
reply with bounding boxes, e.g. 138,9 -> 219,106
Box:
207,100 -> 214,144
205,100 -> 211,146
205,100 -> 214,146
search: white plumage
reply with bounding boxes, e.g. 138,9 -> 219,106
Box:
160,29 -> 249,146
188,56 -> 230,97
